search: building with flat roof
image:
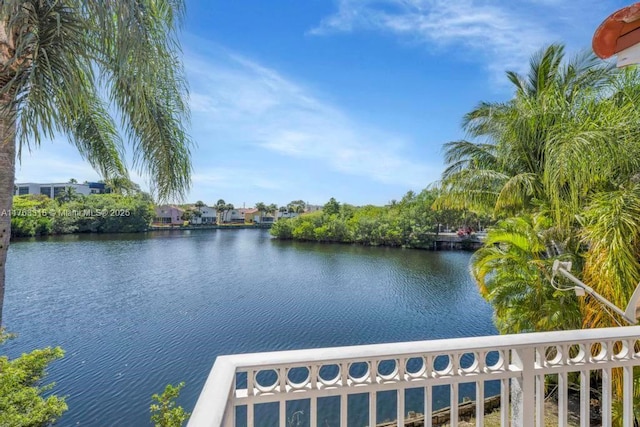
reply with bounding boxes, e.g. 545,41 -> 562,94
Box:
14,182 -> 109,198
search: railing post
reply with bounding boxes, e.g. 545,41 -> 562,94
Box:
511,347 -> 535,427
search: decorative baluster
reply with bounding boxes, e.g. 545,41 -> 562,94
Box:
279,400 -> 286,427
247,400 -> 254,427
310,364 -> 318,427
369,391 -> 377,427
450,383 -> 458,426
424,384 -> 432,427
309,397 -> 317,427
397,387 -> 405,427
500,378 -> 509,427
602,367 -> 611,427
279,367 -> 287,427
475,380 -> 484,427
340,394 -> 348,427
341,362 -> 348,387
535,374 -> 544,427
579,370 -> 589,427
247,370 -> 254,396
397,357 -> 405,381
397,357 -> 405,426
623,364 -> 634,427
558,371 -> 568,427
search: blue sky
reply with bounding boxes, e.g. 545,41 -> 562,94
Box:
15,0 -> 628,207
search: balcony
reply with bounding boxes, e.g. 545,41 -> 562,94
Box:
188,326 -> 640,427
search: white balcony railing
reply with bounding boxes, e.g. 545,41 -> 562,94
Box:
188,326 -> 640,427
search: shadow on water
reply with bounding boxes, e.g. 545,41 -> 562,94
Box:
4,229 -> 497,426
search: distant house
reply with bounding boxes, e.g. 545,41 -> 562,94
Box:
277,211 -> 299,220
14,182 -> 105,198
218,208 -> 244,224
153,205 -> 184,226
241,208 -> 259,224
190,205 -> 217,225
259,214 -> 275,224
88,182 -> 108,194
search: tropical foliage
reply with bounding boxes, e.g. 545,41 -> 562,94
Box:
271,190 -> 483,248
0,0 -> 192,323
438,44 -> 640,331
439,43 -> 640,424
150,382 -> 190,427
471,214 -> 581,333
10,194 -> 155,238
0,330 -> 67,427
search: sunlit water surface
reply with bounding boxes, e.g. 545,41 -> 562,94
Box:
4,229 -> 497,426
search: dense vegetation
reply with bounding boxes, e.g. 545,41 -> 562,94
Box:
10,193 -> 155,239
271,191 -> 486,248
0,330 -> 67,427
438,44 -> 640,333
437,44 -> 640,417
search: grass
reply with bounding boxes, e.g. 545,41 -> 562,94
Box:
446,401 -> 580,427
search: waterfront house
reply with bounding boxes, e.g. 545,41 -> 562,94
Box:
189,205 -> 217,225
277,211 -> 299,219
241,208 -> 259,224
219,208 -> 245,224
153,205 -> 184,226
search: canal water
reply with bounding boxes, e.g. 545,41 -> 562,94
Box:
3,229 -> 497,426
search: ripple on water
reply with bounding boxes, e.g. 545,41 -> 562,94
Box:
4,230 -> 496,426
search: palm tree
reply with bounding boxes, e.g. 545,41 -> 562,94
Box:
438,43 -> 640,327
254,202 -> 267,223
224,203 -> 234,223
471,214 -> 582,334
0,1 -> 192,322
580,182 -> 640,329
267,203 -> 278,222
194,200 -> 205,224
56,186 -> 80,205
215,199 -> 226,224
105,177 -> 142,196
437,44 -> 640,223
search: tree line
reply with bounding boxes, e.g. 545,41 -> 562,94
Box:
10,193 -> 155,238
270,191 -> 488,248
436,44 -> 640,419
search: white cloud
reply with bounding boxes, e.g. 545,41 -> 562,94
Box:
15,40 -> 439,205
185,46 -> 434,189
310,0 -> 611,76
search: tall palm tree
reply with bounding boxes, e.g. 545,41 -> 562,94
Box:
254,202 -> 267,223
267,203 -> 277,222
104,176 -> 142,196
194,200 -> 205,224
224,203 -> 234,223
437,44 -> 640,224
580,182 -> 640,329
0,1 -> 192,322
215,199 -> 226,224
440,44 -> 640,332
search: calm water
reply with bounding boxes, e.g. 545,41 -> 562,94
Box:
4,229 -> 497,426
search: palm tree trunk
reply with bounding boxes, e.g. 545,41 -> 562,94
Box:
0,103 -> 16,325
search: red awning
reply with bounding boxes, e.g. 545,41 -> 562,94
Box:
593,2 -> 640,58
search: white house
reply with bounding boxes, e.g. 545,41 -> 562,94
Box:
14,182 -> 94,198
190,206 -> 217,225
277,211 -> 300,219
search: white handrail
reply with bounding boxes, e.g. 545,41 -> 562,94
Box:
188,326 -> 640,427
